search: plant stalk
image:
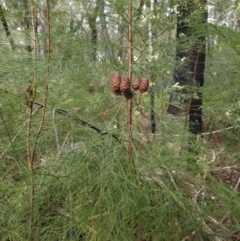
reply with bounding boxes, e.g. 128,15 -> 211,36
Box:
27,4 -> 38,240
127,1 -> 133,163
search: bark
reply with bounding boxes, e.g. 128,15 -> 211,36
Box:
0,3 -> 15,51
149,0 -> 157,134
88,5 -> 98,61
23,0 -> 32,53
39,2 -> 53,56
117,17 -> 124,60
97,0 -> 114,58
166,0 -> 207,152
136,0 -> 145,21
42,4 -> 48,56
150,86 -> 156,133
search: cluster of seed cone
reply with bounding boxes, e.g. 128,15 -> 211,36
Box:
110,72 -> 149,97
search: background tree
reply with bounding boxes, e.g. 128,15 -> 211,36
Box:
1,0 -> 240,240
87,1 -> 98,61
0,3 -> 15,50
167,0 -> 207,154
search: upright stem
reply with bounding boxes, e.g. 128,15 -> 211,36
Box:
31,0 -> 50,162
150,86 -> 155,133
27,4 -> 38,240
27,1 -> 51,238
149,0 -> 155,134
127,1 -> 133,163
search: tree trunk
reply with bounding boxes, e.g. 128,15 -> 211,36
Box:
88,5 -> 98,61
167,0 -> 207,152
97,0 -> 113,58
149,0 -> 156,134
117,16 -> 125,60
0,3 -> 15,51
23,0 -> 32,53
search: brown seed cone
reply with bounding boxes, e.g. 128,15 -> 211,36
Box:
110,72 -> 122,94
88,84 -> 94,93
120,76 -> 131,94
101,112 -> 108,120
132,77 -> 141,91
139,78 -> 149,93
25,84 -> 32,93
25,84 -> 33,95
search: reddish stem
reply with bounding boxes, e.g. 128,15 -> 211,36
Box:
127,1 -> 133,163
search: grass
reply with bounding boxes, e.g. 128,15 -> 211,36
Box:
1,102 -> 240,240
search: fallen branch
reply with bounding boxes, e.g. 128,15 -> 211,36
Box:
202,126 -> 240,136
55,108 -> 122,143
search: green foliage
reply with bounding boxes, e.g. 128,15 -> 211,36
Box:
0,0 -> 240,240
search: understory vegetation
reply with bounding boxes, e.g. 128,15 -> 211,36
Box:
1,0 -> 240,240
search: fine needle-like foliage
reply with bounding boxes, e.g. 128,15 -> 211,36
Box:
0,0 -> 240,241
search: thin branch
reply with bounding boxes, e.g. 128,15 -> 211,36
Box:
211,166 -> 237,171
166,170 -> 179,190
55,108 -> 122,143
234,177 -> 240,192
52,109 -> 61,155
208,148 -> 225,164
202,126 -> 239,135
182,231 -> 196,241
